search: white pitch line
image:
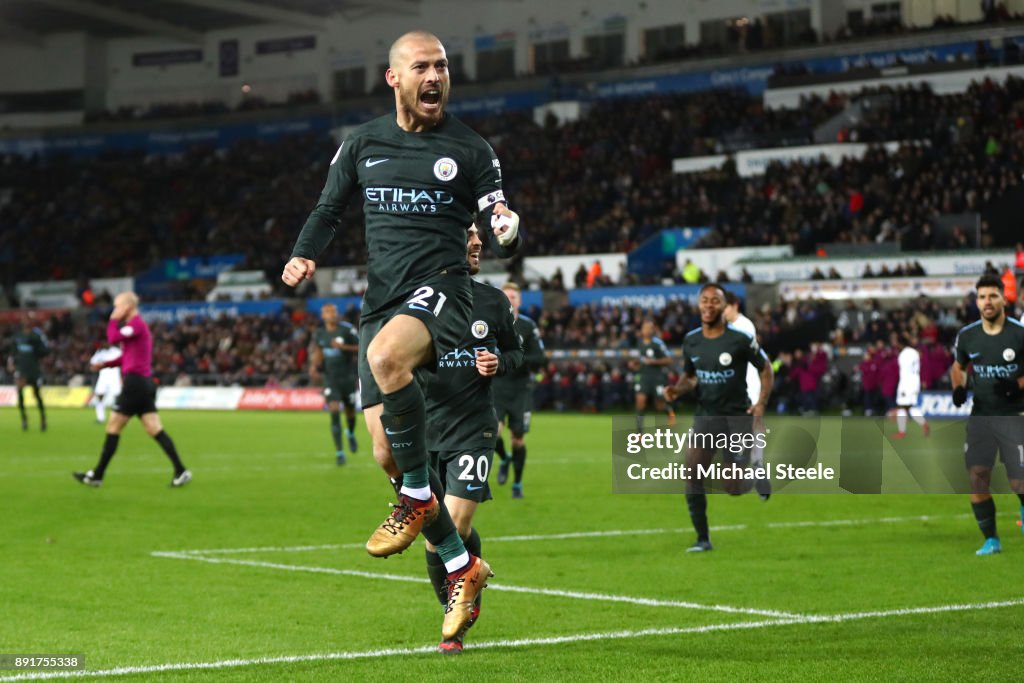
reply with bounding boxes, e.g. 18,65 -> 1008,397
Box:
175,526 -> 749,555
801,598 -> 1024,623
0,620 -> 793,682
152,551 -> 801,619
5,598 -> 1024,682
167,513 -> 966,556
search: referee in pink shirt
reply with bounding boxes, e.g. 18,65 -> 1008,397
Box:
74,292 -> 191,487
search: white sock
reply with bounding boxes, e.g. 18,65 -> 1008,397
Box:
897,410 -> 907,432
399,485 -> 431,501
444,550 -> 470,574
96,404 -> 105,422
909,407 -> 926,425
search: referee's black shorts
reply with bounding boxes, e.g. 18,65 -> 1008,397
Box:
113,373 -> 158,417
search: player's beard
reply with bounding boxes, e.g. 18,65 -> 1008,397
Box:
400,82 -> 448,126
702,310 -> 723,328
981,306 -> 1004,323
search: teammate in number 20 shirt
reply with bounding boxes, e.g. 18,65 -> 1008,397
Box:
423,225 -> 524,653
281,31 -> 521,641
949,273 -> 1024,556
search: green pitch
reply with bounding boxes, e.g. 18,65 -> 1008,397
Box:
2,408 -> 1022,681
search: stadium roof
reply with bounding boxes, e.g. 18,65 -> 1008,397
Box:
0,0 -> 424,45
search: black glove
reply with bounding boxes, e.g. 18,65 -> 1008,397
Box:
995,378 -> 1022,400
952,385 -> 968,407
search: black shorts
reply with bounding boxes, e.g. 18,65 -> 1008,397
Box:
15,370 -> 42,387
430,447 -> 493,503
964,416 -> 1024,479
323,376 -> 356,406
358,273 -> 472,408
690,414 -> 755,466
113,374 -> 158,417
634,377 -> 666,400
494,391 -> 532,435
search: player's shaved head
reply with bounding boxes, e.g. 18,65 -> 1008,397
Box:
389,31 -> 442,68
115,292 -> 139,308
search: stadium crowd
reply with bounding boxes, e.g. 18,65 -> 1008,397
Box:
4,75 -> 1023,305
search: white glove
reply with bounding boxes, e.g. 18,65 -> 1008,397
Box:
491,209 -> 520,247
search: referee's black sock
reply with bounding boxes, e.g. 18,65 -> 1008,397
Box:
686,492 -> 710,543
424,549 -> 448,607
495,437 -> 508,463
94,434 -> 120,479
329,411 -> 342,450
17,386 -> 26,422
512,445 -> 527,484
154,431 -> 186,476
971,498 -> 997,539
636,413 -> 645,432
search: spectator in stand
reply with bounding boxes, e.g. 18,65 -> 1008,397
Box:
878,339 -> 901,414
859,346 -> 881,415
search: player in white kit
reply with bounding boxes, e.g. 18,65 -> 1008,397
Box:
893,333 -> 929,439
90,345 -> 123,423
724,291 -> 771,500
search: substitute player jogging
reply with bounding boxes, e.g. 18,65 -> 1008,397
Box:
665,284 -> 774,553
423,225 -> 524,653
10,314 -> 49,432
309,303 -> 359,465
950,273 -> 1024,556
73,292 -> 191,488
281,31 -> 522,641
493,282 -> 545,498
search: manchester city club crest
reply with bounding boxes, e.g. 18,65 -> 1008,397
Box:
719,352 -> 733,366
1004,348 -> 1016,362
433,157 -> 458,181
472,320 -> 489,339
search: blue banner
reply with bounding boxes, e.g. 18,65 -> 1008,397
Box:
308,288 -> 542,317
446,90 -> 547,116
628,227 -> 710,277
3,33 -> 1020,159
568,284 -> 746,310
0,114 -> 338,159
161,254 -> 246,280
141,299 -> 285,325
591,37 -> 1019,97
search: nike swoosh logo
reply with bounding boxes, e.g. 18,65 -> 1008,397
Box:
968,352 -> 982,359
384,425 -> 415,435
365,158 -> 389,167
467,484 -> 483,491
691,356 -> 700,362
